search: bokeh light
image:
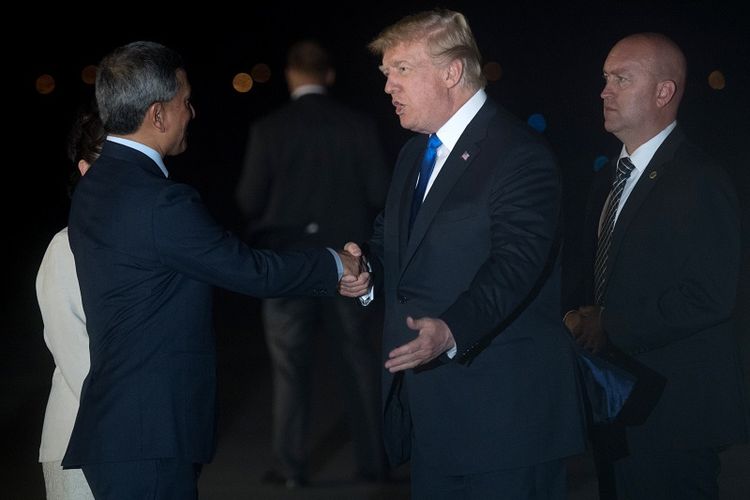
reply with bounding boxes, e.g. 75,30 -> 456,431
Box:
483,61 -> 502,82
233,72 -> 254,93
593,155 -> 609,172
251,63 -> 272,83
708,70 -> 725,90
81,65 -> 97,85
36,74 -> 55,95
527,113 -> 547,132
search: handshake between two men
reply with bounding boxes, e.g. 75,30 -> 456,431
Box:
335,242 -> 456,374
335,243 -> 371,297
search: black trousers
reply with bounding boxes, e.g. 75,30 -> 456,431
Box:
592,419 -> 720,500
612,447 -> 720,500
262,296 -> 386,480
410,444 -> 567,500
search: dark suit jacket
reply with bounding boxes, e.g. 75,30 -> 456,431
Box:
62,141 -> 338,466
579,126 -> 748,453
368,99 -> 586,474
235,93 -> 389,249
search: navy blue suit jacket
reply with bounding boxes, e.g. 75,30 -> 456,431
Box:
235,93 -> 389,249
368,100 -> 586,474
62,141 -> 337,466
578,127 -> 748,453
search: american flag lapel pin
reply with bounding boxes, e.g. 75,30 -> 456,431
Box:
461,151 -> 470,161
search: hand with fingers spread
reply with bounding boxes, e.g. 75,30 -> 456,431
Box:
385,316 -> 455,373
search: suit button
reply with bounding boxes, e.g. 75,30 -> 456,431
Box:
398,295 -> 408,304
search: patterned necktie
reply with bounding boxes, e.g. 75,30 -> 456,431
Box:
594,156 -> 635,305
409,134 -> 442,231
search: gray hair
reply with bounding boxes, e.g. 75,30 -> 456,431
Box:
95,41 -> 184,134
368,9 -> 486,91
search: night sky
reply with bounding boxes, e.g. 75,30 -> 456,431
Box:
8,0 -> 750,346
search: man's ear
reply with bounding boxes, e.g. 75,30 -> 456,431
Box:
149,102 -> 166,132
444,58 -> 464,89
656,80 -> 676,108
78,159 -> 90,176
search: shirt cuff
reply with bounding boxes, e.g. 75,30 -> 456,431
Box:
359,286 -> 375,306
357,258 -> 374,305
326,247 -> 343,281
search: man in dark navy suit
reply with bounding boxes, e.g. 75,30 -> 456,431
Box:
61,41 -> 366,498
564,33 -> 748,499
342,9 -> 586,499
235,39 -> 389,487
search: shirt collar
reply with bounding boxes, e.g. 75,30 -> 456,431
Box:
619,121 -> 677,174
106,136 -> 169,178
291,84 -> 326,100
434,89 -> 487,153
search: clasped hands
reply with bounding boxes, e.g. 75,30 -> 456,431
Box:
563,305 -> 607,353
336,242 -> 371,297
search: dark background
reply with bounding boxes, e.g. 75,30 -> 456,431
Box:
4,1 -> 749,496
9,2 -> 750,278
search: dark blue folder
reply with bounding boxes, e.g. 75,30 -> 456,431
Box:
574,343 -> 666,425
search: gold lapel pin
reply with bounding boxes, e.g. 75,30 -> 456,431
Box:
649,171 -> 658,179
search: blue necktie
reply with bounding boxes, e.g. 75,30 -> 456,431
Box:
409,134 -> 442,231
594,157 -> 635,305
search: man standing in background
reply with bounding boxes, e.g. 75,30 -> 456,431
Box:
235,39 -> 390,488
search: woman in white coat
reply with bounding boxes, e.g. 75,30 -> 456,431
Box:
37,106 -> 103,499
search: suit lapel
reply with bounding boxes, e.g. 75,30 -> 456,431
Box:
606,127 -> 685,284
400,101 -> 494,273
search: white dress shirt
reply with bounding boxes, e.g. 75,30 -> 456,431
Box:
612,121 -> 676,223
